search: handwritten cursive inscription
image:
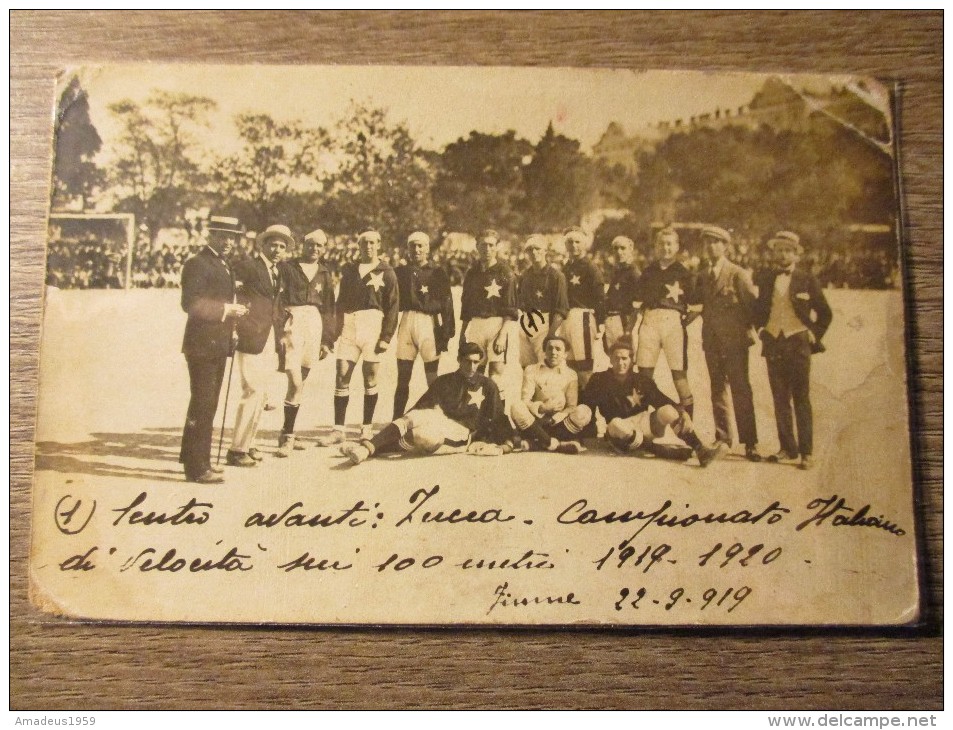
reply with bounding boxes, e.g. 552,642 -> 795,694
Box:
796,495 -> 906,536
119,546 -> 256,573
395,485 -> 517,527
112,492 -> 212,527
487,581 -> 581,615
245,501 -> 371,528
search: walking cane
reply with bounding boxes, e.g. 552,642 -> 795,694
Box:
216,345 -> 237,467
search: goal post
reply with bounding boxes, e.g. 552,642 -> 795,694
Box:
47,213 -> 136,290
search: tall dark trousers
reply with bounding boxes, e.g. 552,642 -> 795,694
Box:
763,331 -> 813,458
180,354 -> 228,479
705,340 -> 758,448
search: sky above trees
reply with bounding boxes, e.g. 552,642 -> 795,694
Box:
74,65 -> 875,158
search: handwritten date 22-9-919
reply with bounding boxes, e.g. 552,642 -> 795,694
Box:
614,586 -> 753,613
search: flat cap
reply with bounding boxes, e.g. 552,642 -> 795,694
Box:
700,225 -> 731,244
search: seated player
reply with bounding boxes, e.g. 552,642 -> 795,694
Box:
581,340 -> 726,467
341,342 -> 514,465
510,336 -> 591,454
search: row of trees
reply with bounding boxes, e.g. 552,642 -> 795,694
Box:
51,76 -> 895,252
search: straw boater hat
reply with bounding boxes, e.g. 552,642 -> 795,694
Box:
206,215 -> 242,235
767,230 -> 803,254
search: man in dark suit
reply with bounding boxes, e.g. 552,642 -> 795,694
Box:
754,230 -> 833,470
179,216 -> 248,483
226,224 -> 292,466
698,225 -> 762,462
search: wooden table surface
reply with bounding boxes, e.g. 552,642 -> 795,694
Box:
11,10 -> 942,710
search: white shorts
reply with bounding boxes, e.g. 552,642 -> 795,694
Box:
518,311 -> 550,368
397,407 -> 472,452
606,411 -> 654,445
560,308 -> 598,369
281,305 -> 324,371
637,308 -> 686,371
604,314 -> 636,354
336,309 -> 385,363
396,311 -> 438,363
465,317 -> 515,365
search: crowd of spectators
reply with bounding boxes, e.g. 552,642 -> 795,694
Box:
45,229 -> 900,292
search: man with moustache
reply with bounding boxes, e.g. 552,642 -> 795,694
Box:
179,215 -> 248,484
754,230 -> 832,471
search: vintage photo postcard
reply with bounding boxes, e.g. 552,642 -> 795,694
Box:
30,64 -> 918,626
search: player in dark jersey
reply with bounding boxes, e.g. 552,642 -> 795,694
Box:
317,228 -> 399,447
517,234 -> 569,368
634,227 -> 699,418
340,342 -> 515,464
604,235 -> 641,354
460,229 -> 518,397
275,228 -> 336,456
560,226 -> 606,389
582,340 -> 726,467
392,231 -> 455,418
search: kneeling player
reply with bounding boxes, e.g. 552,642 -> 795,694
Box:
582,341 -> 726,467
341,342 -> 514,464
510,336 -> 591,454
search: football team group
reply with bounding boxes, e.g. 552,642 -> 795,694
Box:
178,217 -> 831,484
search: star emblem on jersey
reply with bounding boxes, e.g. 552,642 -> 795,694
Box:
366,272 -> 385,291
420,285 -> 429,295
535,289 -> 544,299
626,388 -> 643,408
665,281 -> 683,303
614,282 -> 621,290
570,274 -> 581,286
484,279 -> 501,299
467,387 -> 486,409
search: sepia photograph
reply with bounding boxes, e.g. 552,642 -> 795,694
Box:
30,63 -> 917,626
